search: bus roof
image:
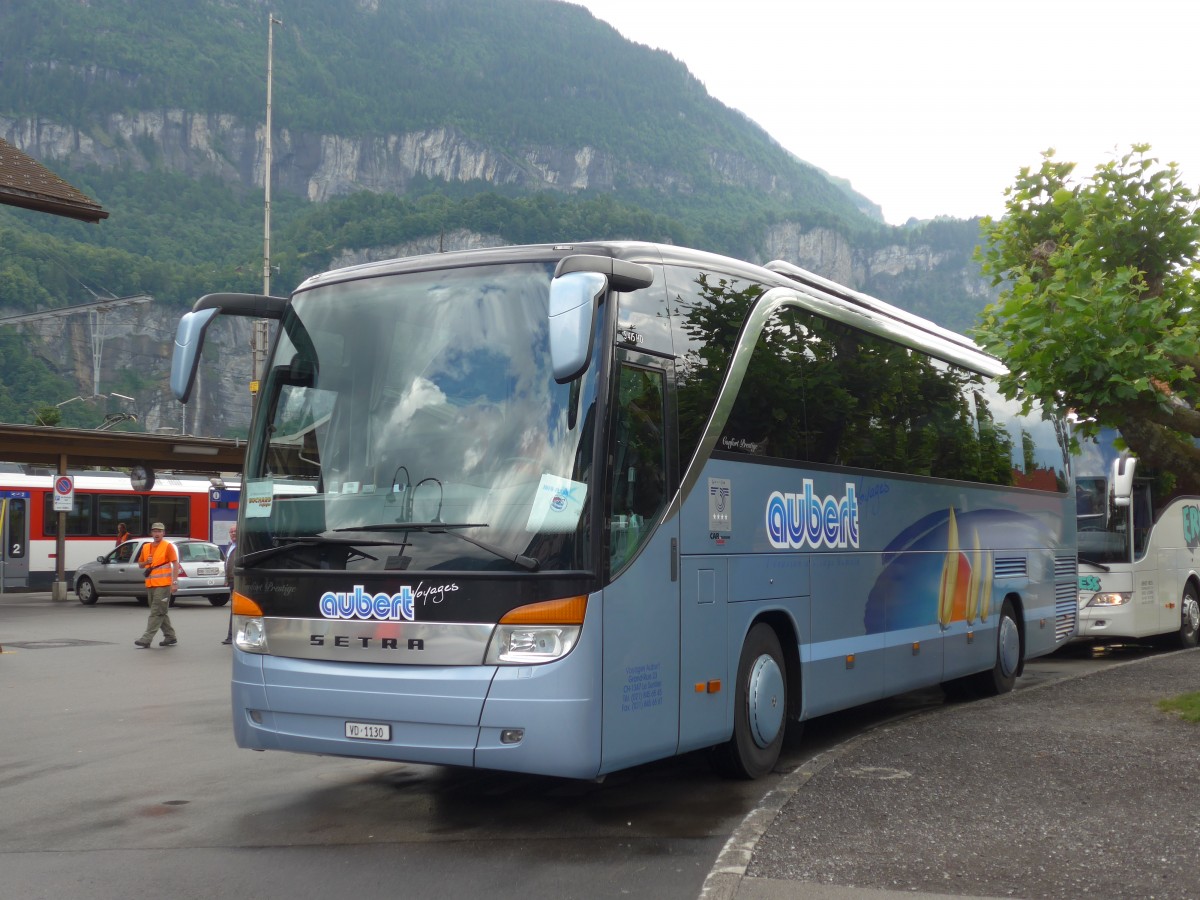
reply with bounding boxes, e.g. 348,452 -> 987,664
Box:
293,241 -> 1002,376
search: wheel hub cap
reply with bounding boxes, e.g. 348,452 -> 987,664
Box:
998,615 -> 1020,677
748,654 -> 785,748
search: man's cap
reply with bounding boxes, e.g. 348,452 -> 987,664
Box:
151,522 -> 166,531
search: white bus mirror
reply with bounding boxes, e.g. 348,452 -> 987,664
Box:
1111,454 -> 1137,507
171,308 -> 221,402
548,271 -> 606,384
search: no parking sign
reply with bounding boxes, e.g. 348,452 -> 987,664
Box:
52,475 -> 74,512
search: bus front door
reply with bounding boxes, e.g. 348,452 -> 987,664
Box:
1,495 -> 30,589
600,358 -> 678,774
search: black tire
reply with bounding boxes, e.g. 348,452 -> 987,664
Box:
973,598 -> 1021,696
137,596 -> 149,607
208,595 -> 229,607
76,577 -> 99,605
1176,584 -> 1200,649
710,623 -> 787,779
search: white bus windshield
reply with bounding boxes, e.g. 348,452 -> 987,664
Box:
243,262 -> 599,573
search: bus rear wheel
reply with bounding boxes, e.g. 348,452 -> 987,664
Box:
1176,584 -> 1199,649
975,599 -> 1021,696
710,623 -> 787,780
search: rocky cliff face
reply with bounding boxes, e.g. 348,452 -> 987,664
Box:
760,224 -> 994,319
23,302 -> 257,439
3,112 -> 676,203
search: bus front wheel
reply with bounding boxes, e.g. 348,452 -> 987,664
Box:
1176,584 -> 1199,649
710,623 -> 787,780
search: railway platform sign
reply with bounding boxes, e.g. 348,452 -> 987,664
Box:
52,475 -> 75,512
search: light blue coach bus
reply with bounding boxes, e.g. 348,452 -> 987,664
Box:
171,242 -> 1077,779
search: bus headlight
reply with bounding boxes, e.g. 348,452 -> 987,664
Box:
484,595 -> 587,665
1086,592 -> 1132,607
235,617 -> 269,653
485,625 -> 580,664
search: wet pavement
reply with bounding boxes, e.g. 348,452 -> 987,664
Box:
702,648 -> 1200,900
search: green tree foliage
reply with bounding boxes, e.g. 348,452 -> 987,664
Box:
974,146 -> 1200,493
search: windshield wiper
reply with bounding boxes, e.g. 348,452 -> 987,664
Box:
1078,556 -> 1111,572
339,522 -> 539,571
240,534 -> 394,567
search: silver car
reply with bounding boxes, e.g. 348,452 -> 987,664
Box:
74,537 -> 230,606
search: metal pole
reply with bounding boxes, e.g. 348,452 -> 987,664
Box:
53,453 -> 68,601
254,13 -> 282,415
263,13 -> 279,301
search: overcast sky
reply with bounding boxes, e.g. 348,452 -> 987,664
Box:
574,0 -> 1199,225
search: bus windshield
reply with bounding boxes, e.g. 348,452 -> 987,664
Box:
243,262 -> 599,573
1075,475 -> 1142,564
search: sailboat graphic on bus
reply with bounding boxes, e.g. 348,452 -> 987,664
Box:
864,505 -> 1046,634
937,507 -> 993,626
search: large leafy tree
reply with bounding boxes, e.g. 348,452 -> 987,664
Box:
974,145 -> 1200,494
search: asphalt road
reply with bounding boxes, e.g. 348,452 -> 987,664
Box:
0,591 -> 1144,900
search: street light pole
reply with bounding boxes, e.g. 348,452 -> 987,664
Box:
263,13 -> 280,301
254,13 -> 282,412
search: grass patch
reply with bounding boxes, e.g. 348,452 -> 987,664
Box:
1157,692 -> 1200,722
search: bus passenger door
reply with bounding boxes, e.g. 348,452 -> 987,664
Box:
2,496 -> 29,589
600,357 -> 680,774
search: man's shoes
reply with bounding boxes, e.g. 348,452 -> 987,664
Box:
160,638 -> 178,647
134,639 -> 150,648
221,638 -> 232,645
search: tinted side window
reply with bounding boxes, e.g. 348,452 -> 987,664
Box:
718,307 -> 807,459
615,268 -> 672,355
668,266 -> 765,472
974,381 -> 1069,492
609,364 -> 667,573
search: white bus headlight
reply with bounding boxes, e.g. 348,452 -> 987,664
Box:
485,625 -> 580,664
1086,591 -> 1132,607
484,595 -> 587,665
235,616 -> 269,653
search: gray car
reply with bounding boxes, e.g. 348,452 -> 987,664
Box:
74,537 -> 230,607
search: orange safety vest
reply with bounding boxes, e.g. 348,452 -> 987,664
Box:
138,540 -> 178,588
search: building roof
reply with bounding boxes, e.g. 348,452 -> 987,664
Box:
0,138 -> 108,223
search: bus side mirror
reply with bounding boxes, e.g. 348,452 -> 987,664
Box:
171,292 -> 288,402
548,256 -> 654,384
548,271 -> 606,384
1111,455 -> 1136,507
171,308 -> 221,402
